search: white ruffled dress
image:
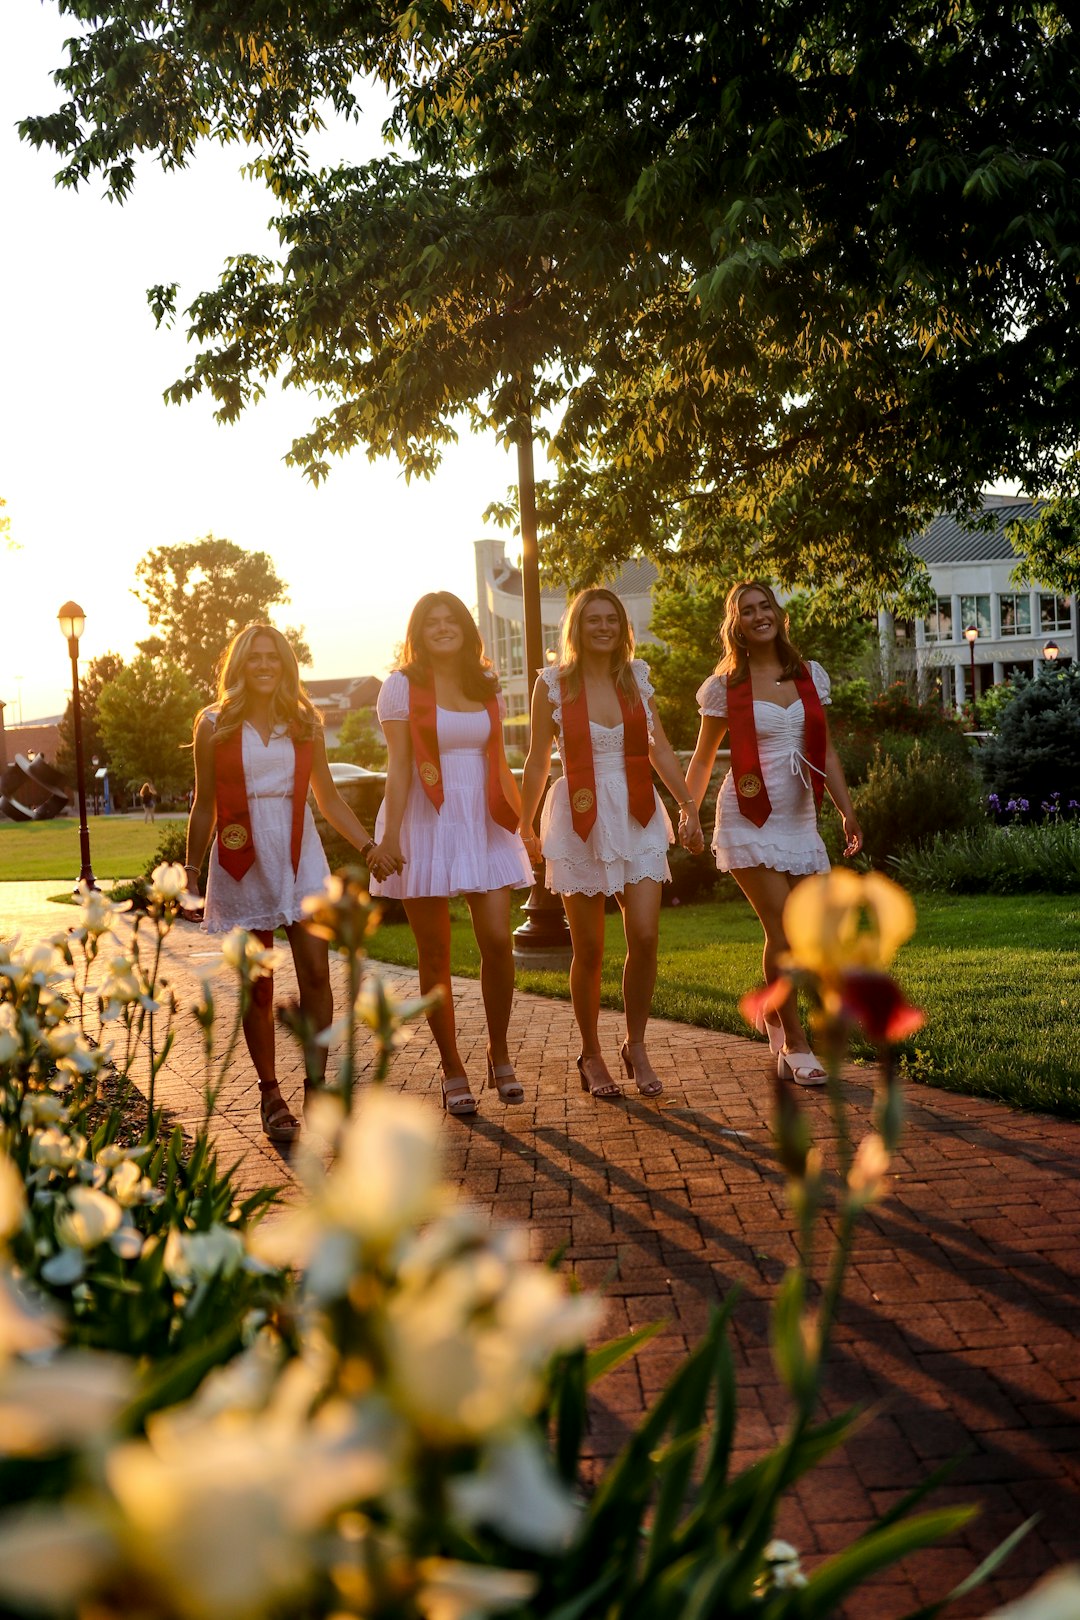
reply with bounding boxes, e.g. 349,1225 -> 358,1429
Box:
203,716 -> 330,935
697,662 -> 832,877
369,671 -> 533,900
540,660 -> 672,897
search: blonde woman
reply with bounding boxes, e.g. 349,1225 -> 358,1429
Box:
369,593 -> 533,1116
685,582 -> 862,1086
184,624 -> 389,1141
518,589 -> 704,1100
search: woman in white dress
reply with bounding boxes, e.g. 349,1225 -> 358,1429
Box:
185,625 -> 389,1142
369,593 -> 533,1116
518,589 -> 704,1100
685,582 -> 863,1085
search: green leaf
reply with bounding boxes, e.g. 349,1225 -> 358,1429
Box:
786,1508 -> 978,1617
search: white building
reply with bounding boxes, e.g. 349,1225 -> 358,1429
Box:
886,496 -> 1077,707
474,540 -> 659,742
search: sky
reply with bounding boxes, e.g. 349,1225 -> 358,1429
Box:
0,2 -> 521,723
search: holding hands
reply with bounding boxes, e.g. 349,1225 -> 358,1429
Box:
366,836 -> 405,882
519,825 -> 542,866
677,801 -> 705,854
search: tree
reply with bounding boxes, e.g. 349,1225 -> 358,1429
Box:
20,3 -> 1080,609
0,497 -> 12,552
133,537 -> 311,698
96,654 -> 201,797
56,652 -> 126,800
977,663 -> 1080,806
328,709 -> 387,771
1009,498 -> 1080,601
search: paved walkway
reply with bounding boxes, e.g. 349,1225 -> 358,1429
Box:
3,882 -> 1078,1616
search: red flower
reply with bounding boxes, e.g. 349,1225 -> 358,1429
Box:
838,970 -> 924,1044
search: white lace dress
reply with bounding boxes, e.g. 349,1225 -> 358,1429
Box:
370,671 -> 533,900
203,717 -> 330,935
697,662 -> 832,877
540,660 -> 672,896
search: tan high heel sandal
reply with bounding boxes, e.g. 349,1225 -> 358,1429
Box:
441,1073 -> 478,1115
486,1053 -> 524,1104
258,1082 -> 301,1143
620,1041 -> 664,1097
577,1054 -> 622,1100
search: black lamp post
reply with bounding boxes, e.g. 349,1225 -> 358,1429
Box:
964,623 -> 979,707
58,601 -> 97,890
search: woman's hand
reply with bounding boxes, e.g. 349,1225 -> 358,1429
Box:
678,805 -> 705,854
369,837 -> 404,881
519,825 -> 542,866
842,814 -> 863,857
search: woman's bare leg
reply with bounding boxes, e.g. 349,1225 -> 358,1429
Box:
403,897 -> 467,1079
731,866 -> 814,1050
464,887 -> 515,1067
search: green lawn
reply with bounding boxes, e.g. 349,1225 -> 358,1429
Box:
0,817 -> 183,880
368,893 -> 1080,1118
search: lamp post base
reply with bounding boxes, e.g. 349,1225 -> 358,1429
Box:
512,871 -> 573,973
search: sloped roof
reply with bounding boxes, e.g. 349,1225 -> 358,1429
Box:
911,497 -> 1042,565
305,676 -> 382,708
497,555 -> 660,601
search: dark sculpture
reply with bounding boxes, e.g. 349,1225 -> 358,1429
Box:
0,755 -> 71,821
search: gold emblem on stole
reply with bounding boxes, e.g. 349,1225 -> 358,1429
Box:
737,773 -> 763,798
419,761 -> 440,787
220,823 -> 250,850
572,787 -> 595,814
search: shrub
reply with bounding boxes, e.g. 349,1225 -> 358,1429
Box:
978,663 -> 1080,805
894,820 -> 1080,894
833,685 -> 970,788
853,739 -> 985,865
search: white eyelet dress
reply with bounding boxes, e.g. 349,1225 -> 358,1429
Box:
697,661 -> 832,877
369,671 -> 534,900
203,717 -> 331,935
539,659 -> 673,897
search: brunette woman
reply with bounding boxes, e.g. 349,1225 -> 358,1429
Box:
368,593 -> 533,1115
685,581 -> 863,1085
185,624 -> 389,1141
518,589 -> 704,1100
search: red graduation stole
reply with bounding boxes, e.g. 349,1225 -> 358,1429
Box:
215,726 -> 313,881
408,673 -> 518,834
726,663 -> 827,828
560,675 -> 655,843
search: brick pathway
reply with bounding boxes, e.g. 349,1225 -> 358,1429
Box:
3,882 -> 1078,1615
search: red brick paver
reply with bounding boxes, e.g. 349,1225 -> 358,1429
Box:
3,881 -> 1078,1615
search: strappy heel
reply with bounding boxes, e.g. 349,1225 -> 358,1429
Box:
577,1054 -> 622,1100
486,1052 -> 524,1104
258,1081 -> 301,1143
777,1049 -> 827,1087
753,1009 -> 786,1054
441,1073 -> 478,1115
620,1041 -> 664,1097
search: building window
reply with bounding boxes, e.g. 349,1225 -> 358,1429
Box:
893,618 -> 915,644
998,593 -> 1031,637
959,594 -> 991,638
924,596 -> 954,643
1040,593 -> 1072,633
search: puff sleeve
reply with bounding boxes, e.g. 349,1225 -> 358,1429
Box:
376,671 -> 410,724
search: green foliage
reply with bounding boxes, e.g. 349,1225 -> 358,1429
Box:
55,651 -> 126,797
1009,495 -> 1080,599
19,3 -> 1080,607
96,654 -> 201,795
974,679 -> 1020,732
852,741 -> 985,865
329,708 -> 387,770
133,536 -> 311,699
895,821 -> 1080,895
834,685 -> 971,787
977,663 -> 1080,804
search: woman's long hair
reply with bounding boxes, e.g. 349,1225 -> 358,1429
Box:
397,592 -> 499,701
715,581 -> 803,686
197,623 -> 320,747
558,588 -> 640,704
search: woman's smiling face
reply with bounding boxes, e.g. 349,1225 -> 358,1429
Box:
242,633 -> 284,697
737,588 -> 779,647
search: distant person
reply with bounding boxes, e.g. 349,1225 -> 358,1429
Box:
518,588 -> 703,1101
368,592 -> 533,1115
685,581 -> 863,1086
139,781 -> 158,823
184,624 -> 392,1142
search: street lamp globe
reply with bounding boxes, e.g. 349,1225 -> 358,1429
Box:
57,601 -> 86,646
964,624 -> 979,645
1043,640 -> 1060,662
